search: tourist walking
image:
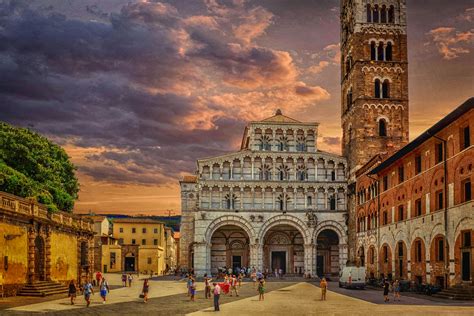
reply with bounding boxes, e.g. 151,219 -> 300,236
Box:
95,271 -> 102,286
190,278 -> 196,301
68,280 -> 77,305
99,278 -> 110,304
213,282 -> 221,311
251,271 -> 257,288
128,273 -> 133,287
383,279 -> 390,302
320,277 -> 328,301
258,279 -> 265,301
142,279 -> 150,303
121,273 -> 127,287
187,275 -> 193,296
204,274 -> 212,299
393,279 -> 401,301
238,272 -> 243,287
83,280 -> 94,307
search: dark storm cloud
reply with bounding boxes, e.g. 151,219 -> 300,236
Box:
1,0 -> 297,185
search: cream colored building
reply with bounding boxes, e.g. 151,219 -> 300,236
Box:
102,218 -> 166,275
165,227 -> 178,273
180,111 -> 349,277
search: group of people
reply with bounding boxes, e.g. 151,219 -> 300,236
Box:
383,279 -> 401,302
121,273 -> 134,287
67,272 -> 110,307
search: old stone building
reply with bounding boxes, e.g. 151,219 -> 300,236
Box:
0,191 -> 94,296
180,111 -> 348,277
355,98 -> 474,287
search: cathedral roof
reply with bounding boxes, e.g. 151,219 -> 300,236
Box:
258,109 -> 302,124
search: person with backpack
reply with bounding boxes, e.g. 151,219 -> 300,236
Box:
99,278 -> 110,304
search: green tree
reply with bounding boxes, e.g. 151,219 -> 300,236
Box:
0,122 -> 79,212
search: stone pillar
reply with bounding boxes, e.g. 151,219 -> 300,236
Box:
293,188 -> 297,210
407,249 -> 412,280
240,187 -> 244,210
304,189 -> 308,209
391,206 -> 395,223
339,243 -> 348,273
250,243 -> 262,271
425,245 -> 431,284
251,187 -> 255,210
219,188 -> 223,210
407,200 -> 411,219
210,165 -> 214,180
219,165 -> 223,180
45,229 -> 52,281
230,163 -> 233,180
272,189 -> 276,210
304,244 -> 314,278
426,193 -> 431,214
194,242 -> 210,277
240,159 -> 244,180
251,158 -> 254,180
27,228 -> 35,283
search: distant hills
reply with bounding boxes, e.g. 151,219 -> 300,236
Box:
98,214 -> 181,232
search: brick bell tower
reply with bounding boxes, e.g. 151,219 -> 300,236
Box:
340,0 -> 409,181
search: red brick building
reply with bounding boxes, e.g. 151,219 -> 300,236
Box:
355,98 -> 474,288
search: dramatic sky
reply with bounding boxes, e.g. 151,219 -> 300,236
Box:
1,0 -> 473,215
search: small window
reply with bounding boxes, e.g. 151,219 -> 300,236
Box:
463,231 -> 472,247
118,238 -> 124,245
382,80 -> 390,98
383,246 -> 388,263
382,175 -> 389,191
147,257 -> 152,264
119,227 -> 123,233
329,195 -> 336,210
375,79 -> 381,98
154,228 -> 158,234
132,228 -> 136,234
142,228 -> 147,234
373,5 -> 379,23
383,211 -> 388,225
435,143 -> 444,164
370,42 -> 376,60
154,239 -> 158,245
307,196 -> 312,206
398,165 -> 404,183
415,240 -> 422,262
398,205 -> 404,221
379,119 -> 387,137
462,179 -> 472,202
388,5 -> 395,23
367,4 -> 372,22
377,41 -> 384,61
386,42 -> 393,61
415,155 -> 422,174
415,198 -> 422,217
437,238 -> 444,261
132,239 -> 136,245
142,239 -> 146,245
398,242 -> 404,257
436,190 -> 444,210
461,126 -> 471,150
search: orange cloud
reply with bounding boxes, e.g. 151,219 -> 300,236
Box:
427,27 -> 474,60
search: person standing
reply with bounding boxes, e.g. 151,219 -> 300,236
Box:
187,275 -> 193,296
230,275 -> 239,297
251,271 -> 257,288
213,282 -> 221,311
320,277 -> 328,301
258,279 -> 265,301
99,278 -> 110,304
95,271 -> 102,287
238,272 -> 243,287
190,279 -> 196,301
204,274 -> 212,299
83,280 -> 94,307
128,273 -> 133,287
142,279 -> 150,303
68,280 -> 77,305
393,279 -> 401,301
121,273 -> 127,287
383,279 -> 390,302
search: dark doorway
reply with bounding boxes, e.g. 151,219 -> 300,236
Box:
125,256 -> 135,271
34,236 -> 45,281
462,251 -> 471,281
271,251 -> 286,274
399,259 -> 403,278
317,255 -> 324,277
232,256 -> 242,272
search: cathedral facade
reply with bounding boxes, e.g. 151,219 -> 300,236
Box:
180,112 -> 348,277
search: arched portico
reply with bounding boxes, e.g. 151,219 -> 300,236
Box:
314,221 -> 348,277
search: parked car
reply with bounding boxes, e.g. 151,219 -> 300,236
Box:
339,267 -> 366,289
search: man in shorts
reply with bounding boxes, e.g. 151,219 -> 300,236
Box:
83,279 -> 94,307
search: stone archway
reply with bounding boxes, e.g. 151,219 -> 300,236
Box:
210,225 -> 250,275
34,235 -> 46,281
316,229 -> 340,277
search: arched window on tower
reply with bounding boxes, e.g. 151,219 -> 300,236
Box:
381,5 -> 387,23
345,56 -> 352,75
386,42 -> 393,61
370,41 -> 376,60
346,87 -> 353,110
382,79 -> 390,98
374,79 -> 381,98
379,119 -> 387,137
373,5 -> 379,23
388,5 -> 395,23
366,4 -> 372,22
225,194 -> 236,210
378,41 -> 384,61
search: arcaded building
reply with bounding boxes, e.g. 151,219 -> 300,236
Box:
180,111 -> 348,277
355,99 -> 474,287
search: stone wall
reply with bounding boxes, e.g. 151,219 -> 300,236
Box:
0,222 -> 28,295
50,231 -> 78,282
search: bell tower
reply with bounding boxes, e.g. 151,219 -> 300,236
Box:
340,0 -> 409,180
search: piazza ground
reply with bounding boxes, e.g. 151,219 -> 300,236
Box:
1,274 -> 473,315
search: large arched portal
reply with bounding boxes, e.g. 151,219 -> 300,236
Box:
210,225 -> 250,275
316,229 -> 340,277
263,224 -> 304,275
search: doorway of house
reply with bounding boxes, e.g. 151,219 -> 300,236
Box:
125,256 -> 135,271
316,255 -> 324,277
462,251 -> 471,281
271,251 -> 286,274
34,236 -> 45,281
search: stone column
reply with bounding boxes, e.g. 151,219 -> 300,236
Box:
304,244 -> 315,278
219,165 -> 223,180
194,242 -> 210,277
219,188 -> 223,210
240,159 -> 244,180
272,189 -> 276,210
425,245 -> 431,284
339,243 -> 348,274
230,163 -> 233,180
45,228 -> 52,281
407,248 -> 412,281
251,187 -> 255,210
250,243 -> 263,271
27,227 -> 35,283
210,165 -> 214,180
251,158 -> 255,180
304,188 -> 308,209
293,188 -> 297,210
240,187 -> 244,210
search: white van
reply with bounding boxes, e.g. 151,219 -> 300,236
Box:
339,267 -> 366,289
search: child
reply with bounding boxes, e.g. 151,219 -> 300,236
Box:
190,279 -> 196,301
258,279 -> 265,301
99,278 -> 110,304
